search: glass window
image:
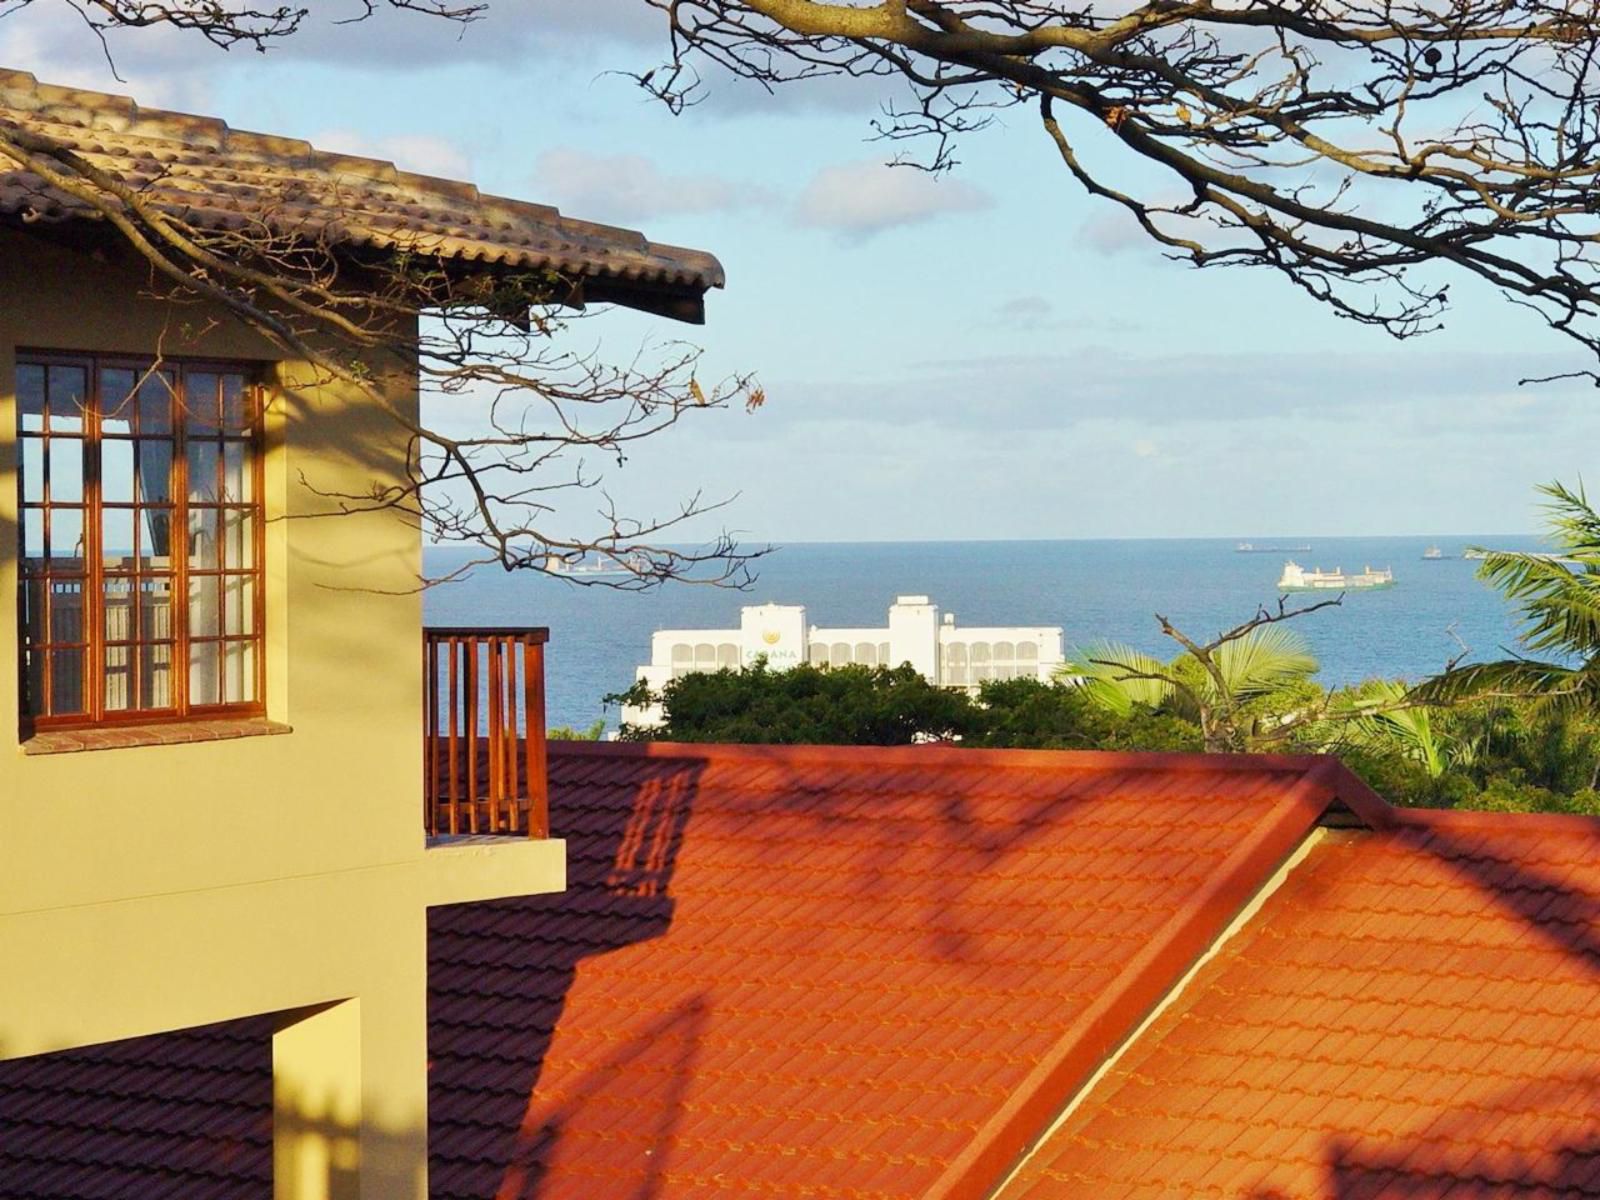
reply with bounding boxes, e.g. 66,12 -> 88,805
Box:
16,357 -> 264,728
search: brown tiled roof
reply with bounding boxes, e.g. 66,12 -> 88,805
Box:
996,808 -> 1600,1199
0,69 -> 723,319
0,1014 -> 272,1200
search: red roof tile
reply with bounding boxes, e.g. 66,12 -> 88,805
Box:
996,808 -> 1600,1200
426,743 -> 1351,1200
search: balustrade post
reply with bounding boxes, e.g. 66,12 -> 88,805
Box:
424,627 -> 551,840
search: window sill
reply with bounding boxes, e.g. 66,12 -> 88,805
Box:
21,718 -> 292,756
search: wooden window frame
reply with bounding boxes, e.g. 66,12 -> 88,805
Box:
16,351 -> 267,734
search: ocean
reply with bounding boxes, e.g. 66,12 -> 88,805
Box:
423,535 -> 1545,732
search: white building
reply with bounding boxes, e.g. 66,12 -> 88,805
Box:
622,596 -> 1065,727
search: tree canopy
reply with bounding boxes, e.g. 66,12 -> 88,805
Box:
628,0 -> 1600,371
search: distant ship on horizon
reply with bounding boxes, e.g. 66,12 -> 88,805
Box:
1422,545 -> 1447,560
1278,561 -> 1395,591
1237,541 -> 1312,553
548,551 -> 650,578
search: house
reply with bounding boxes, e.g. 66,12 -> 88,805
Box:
5,740 -> 1599,1198
4,69 -> 1598,1200
0,68 -> 722,1199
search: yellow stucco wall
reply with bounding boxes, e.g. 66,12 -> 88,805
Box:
0,229 -> 564,1198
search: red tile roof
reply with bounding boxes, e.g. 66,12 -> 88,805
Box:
10,744 -> 1599,1200
996,808 -> 1600,1200
426,743 -> 1355,1200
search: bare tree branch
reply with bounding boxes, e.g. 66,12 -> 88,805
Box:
631,0 -> 1600,368
1,78 -> 765,590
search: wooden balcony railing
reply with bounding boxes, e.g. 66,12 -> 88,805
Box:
424,627 -> 550,839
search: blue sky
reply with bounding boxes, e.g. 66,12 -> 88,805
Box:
4,0 -> 1595,541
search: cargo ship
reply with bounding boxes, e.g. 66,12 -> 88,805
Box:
1278,561 -> 1395,591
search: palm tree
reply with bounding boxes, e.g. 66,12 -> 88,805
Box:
1336,679 -> 1459,778
1065,624 -> 1321,753
1419,481 -> 1600,713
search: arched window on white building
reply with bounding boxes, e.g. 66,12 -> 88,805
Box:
1016,641 -> 1039,680
993,640 -> 1015,682
854,642 -> 877,666
970,642 -> 992,683
694,643 -> 718,672
944,642 -> 968,686
878,642 -> 891,666
718,643 -> 740,670
671,643 -> 694,679
809,643 -> 829,666
831,641 -> 852,666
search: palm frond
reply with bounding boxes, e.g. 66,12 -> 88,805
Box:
1411,658 -> 1587,708
1337,679 -> 1451,776
1476,552 -> 1600,658
1210,625 -> 1319,701
1538,480 -> 1600,561
1471,481 -> 1600,659
1060,642 -> 1173,716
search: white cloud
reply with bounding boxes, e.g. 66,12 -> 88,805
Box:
313,130 -> 472,181
1079,208 -> 1147,256
793,160 -> 992,239
532,147 -> 774,224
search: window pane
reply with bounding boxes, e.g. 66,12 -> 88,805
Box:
137,372 -> 175,434
188,575 -> 220,639
221,375 -> 252,433
140,643 -> 174,709
188,507 -> 219,569
50,507 -> 84,561
141,575 -> 175,641
23,648 -> 43,717
187,441 -> 220,503
18,363 -> 45,431
49,580 -> 86,643
223,509 -> 254,570
186,372 -> 221,430
103,576 -> 136,642
224,575 -> 255,636
103,509 -> 135,566
141,508 -> 174,564
49,437 -> 83,502
101,367 -> 136,435
50,646 -> 87,716
222,441 -> 248,502
102,439 -> 135,503
137,440 -> 173,505
190,643 -> 220,705
21,508 -> 43,566
104,642 -> 133,712
21,438 -> 43,503
22,576 -> 45,646
223,640 -> 256,704
47,365 -> 86,433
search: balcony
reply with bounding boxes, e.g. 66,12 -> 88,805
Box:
424,627 -> 550,840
